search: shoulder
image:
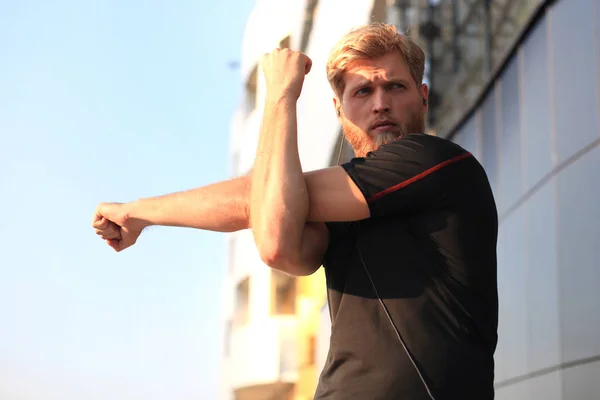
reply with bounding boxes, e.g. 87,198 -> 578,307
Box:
378,133 -> 468,159
363,133 -> 473,172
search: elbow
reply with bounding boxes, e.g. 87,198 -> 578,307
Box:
258,243 -> 318,277
258,243 -> 293,270
252,222 -> 294,269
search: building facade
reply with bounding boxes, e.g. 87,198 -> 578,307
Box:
447,0 -> 600,398
224,0 -> 600,398
220,2 -> 308,399
221,1 -> 386,399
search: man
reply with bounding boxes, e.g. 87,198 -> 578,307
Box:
94,23 -> 498,399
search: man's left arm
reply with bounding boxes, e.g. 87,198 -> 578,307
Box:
303,135 -> 472,222
251,50 -> 473,275
250,49 -> 329,276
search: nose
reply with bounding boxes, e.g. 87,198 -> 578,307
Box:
372,88 -> 391,114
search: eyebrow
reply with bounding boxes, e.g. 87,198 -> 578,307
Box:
348,80 -> 371,91
348,77 -> 410,91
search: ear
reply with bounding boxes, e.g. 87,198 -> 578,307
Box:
420,83 -> 429,112
333,97 -> 341,117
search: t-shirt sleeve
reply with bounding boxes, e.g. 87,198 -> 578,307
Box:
340,134 -> 474,218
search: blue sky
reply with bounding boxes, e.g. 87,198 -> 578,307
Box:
0,1 -> 253,398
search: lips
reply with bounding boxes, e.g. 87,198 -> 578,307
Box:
372,120 -> 397,131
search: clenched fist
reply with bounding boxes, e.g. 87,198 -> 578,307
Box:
92,202 -> 148,252
261,48 -> 312,101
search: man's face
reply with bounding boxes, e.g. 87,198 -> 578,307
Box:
334,52 -> 428,157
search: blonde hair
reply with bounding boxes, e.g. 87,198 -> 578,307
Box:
326,23 -> 426,97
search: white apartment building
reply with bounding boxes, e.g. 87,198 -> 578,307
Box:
221,1 -> 388,399
220,0 -> 600,399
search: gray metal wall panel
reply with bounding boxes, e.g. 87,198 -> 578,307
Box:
446,0 -> 600,395
525,181 -> 561,372
522,14 -> 553,191
550,0 -> 600,165
556,146 -> 600,363
498,56 -> 523,215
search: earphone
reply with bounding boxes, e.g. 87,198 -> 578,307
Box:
335,134 -> 436,400
355,237 -> 436,399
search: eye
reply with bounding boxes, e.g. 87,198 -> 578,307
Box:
390,83 -> 406,90
355,87 -> 371,96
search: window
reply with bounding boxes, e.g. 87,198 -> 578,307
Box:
245,65 -> 258,113
279,35 -> 291,49
307,335 -> 316,366
231,152 -> 240,177
271,270 -> 296,315
234,277 -> 250,326
227,235 -> 236,274
223,320 -> 232,358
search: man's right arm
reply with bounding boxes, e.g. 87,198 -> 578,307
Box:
94,175 -> 329,276
93,175 -> 254,253
129,175 -> 252,233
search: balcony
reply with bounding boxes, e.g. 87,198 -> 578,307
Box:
230,316 -> 298,399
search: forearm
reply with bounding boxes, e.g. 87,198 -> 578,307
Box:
250,95 -> 308,265
129,176 -> 251,232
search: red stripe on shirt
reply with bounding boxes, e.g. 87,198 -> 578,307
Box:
367,152 -> 473,203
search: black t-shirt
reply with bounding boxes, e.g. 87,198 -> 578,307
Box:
314,133 -> 499,400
